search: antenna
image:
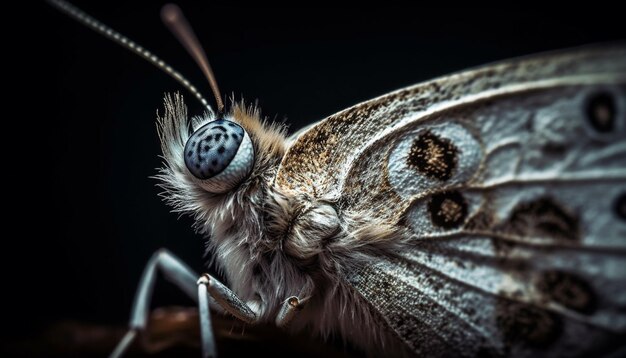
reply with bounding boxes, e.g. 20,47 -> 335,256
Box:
161,4 -> 224,113
47,0 -> 214,113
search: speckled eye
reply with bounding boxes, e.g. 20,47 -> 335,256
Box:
184,119 -> 254,193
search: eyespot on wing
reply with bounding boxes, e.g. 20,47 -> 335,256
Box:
388,122 -> 482,199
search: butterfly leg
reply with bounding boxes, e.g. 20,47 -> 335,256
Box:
197,273 -> 259,323
275,296 -> 303,328
110,249 -> 222,358
196,274 -> 263,358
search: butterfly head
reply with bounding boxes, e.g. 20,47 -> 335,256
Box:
158,94 -> 287,206
184,119 -> 254,193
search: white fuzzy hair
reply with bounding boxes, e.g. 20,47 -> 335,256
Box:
156,93 -> 413,356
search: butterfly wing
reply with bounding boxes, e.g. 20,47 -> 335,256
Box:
276,45 -> 626,356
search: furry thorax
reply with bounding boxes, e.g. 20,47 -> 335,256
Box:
155,93 -> 409,351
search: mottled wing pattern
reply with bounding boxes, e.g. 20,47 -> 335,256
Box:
276,45 -> 626,356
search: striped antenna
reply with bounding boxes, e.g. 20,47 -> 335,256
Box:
48,0 -> 213,113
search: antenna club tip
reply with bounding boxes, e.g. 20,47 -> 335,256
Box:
160,3 -> 182,24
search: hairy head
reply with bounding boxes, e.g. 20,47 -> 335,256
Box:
156,93 -> 287,237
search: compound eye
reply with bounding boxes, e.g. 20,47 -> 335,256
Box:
184,119 -> 254,193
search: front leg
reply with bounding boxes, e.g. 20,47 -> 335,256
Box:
197,274 -> 259,323
275,296 -> 304,328
196,274 -> 261,358
111,249 -> 220,358
111,250 -> 263,358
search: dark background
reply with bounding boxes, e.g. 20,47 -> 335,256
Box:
6,2 -> 625,356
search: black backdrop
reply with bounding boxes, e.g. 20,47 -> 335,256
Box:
7,2 -> 625,356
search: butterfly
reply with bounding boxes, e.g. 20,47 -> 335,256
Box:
49,1 -> 626,357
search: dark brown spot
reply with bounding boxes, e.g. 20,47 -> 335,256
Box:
615,192 -> 626,221
496,300 -> 562,348
536,270 -> 596,314
586,92 -> 616,133
428,191 -> 468,229
407,130 -> 458,181
502,197 -> 580,242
